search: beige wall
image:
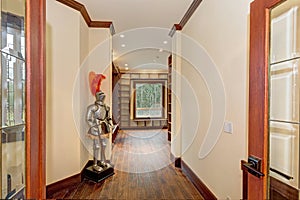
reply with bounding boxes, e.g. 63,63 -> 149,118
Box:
2,0 -> 25,17
46,0 -> 111,185
179,0 -> 251,199
46,0 -> 81,185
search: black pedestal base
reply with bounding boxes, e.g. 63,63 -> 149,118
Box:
83,161 -> 114,183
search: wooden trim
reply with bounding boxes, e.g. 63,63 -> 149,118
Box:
46,174 -> 81,196
56,0 -> 91,24
169,0 -> 203,37
241,160 -> 248,200
270,177 -> 299,200
26,0 -> 46,198
170,153 -> 181,168
46,160 -> 92,197
167,54 -> 172,141
89,21 -> 112,28
247,0 -> 285,199
56,0 -> 115,34
169,24 -> 182,37
179,0 -> 203,28
181,160 -> 217,200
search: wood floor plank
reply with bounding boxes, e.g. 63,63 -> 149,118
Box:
47,130 -> 204,199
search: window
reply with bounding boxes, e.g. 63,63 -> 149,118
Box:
133,80 -> 166,119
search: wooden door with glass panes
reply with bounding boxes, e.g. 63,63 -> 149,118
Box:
0,0 -> 46,199
268,0 -> 300,199
244,0 -> 300,199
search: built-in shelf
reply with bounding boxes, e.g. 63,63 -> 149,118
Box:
118,72 -> 168,129
167,55 -> 172,141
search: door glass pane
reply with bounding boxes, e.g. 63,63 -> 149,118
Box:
269,121 -> 299,188
269,59 -> 300,123
0,0 -> 25,198
269,0 -> 300,195
270,0 -> 300,64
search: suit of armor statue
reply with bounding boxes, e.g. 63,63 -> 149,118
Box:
86,91 -> 113,172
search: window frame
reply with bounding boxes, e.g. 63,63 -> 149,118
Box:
132,79 -> 166,120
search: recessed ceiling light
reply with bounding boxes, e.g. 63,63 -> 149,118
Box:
125,67 -> 129,70
121,44 -> 126,47
125,63 -> 128,67
159,48 -> 163,52
120,34 -> 125,38
163,41 -> 168,44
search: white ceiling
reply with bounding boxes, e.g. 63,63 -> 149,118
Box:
76,0 -> 194,71
115,49 -> 171,72
76,0 -> 193,32
112,27 -> 172,70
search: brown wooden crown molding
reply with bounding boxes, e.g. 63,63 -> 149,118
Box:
56,0 -> 115,35
169,24 -> 182,37
169,0 -> 203,37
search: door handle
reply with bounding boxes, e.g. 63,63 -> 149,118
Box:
241,156 -> 264,178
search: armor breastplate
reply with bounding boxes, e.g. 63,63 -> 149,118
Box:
94,104 -> 107,121
86,101 -> 111,136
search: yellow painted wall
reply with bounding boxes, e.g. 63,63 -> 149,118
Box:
2,0 -> 25,17
46,0 -> 111,185
180,0 -> 251,198
46,0 -> 81,184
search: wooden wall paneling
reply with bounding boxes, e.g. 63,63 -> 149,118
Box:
26,0 -> 46,198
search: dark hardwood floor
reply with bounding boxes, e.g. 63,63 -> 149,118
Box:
47,130 -> 204,199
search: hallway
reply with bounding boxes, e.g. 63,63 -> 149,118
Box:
47,130 -> 204,199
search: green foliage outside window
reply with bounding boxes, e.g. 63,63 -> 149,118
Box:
135,81 -> 164,118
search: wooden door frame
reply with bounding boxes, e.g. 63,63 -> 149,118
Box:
25,0 -> 46,198
247,0 -> 285,199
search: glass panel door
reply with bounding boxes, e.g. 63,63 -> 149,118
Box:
269,0 -> 300,193
0,0 -> 26,198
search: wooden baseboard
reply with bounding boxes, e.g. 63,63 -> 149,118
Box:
46,160 -> 91,196
181,160 -> 217,200
46,173 -> 81,195
170,153 -> 181,168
